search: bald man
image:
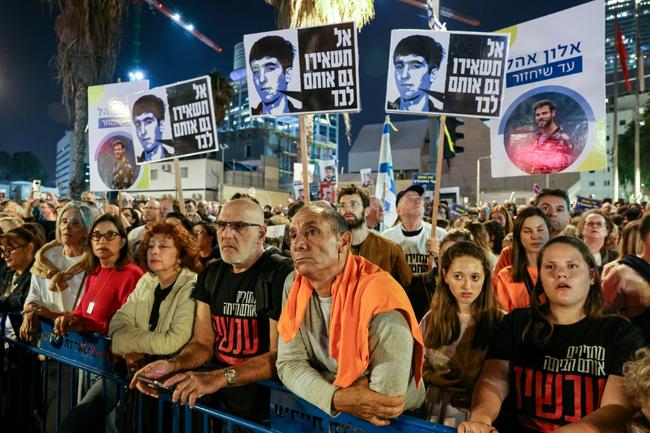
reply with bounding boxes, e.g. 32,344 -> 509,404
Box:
131,198 -> 293,423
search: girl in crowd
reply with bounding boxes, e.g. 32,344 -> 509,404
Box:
579,209 -> 618,270
494,208 -> 551,312
489,205 -> 514,235
420,242 -> 503,427
459,236 -> 646,433
54,214 -> 143,433
20,201 -> 98,340
192,221 -> 219,266
109,221 -> 200,377
484,220 -> 505,256
466,222 -> 498,270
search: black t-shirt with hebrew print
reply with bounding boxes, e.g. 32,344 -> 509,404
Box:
191,251 -> 293,365
488,308 -> 645,433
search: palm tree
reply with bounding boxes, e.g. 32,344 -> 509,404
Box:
48,0 -> 127,198
209,70 -> 235,126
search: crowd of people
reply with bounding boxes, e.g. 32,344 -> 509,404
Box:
0,185 -> 648,433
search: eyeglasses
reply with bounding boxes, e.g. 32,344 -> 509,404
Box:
585,221 -> 605,228
193,230 -> 208,236
215,221 -> 261,233
90,230 -> 121,242
0,243 -> 28,255
338,201 -> 362,210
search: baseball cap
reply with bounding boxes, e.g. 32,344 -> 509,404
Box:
396,184 -> 425,206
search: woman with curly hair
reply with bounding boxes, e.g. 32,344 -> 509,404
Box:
109,221 -> 202,370
622,348 -> 650,432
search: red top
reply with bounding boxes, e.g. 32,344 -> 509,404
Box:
71,263 -> 143,334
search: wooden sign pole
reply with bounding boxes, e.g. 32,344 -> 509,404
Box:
431,115 -> 447,238
173,157 -> 185,214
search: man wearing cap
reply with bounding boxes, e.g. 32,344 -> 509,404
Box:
132,94 -> 174,163
381,184 -> 446,274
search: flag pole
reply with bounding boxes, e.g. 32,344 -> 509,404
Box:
299,115 -> 311,204
634,2 -> 642,199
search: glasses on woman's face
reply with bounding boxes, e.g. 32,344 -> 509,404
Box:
0,243 -> 28,256
90,230 -> 121,242
193,229 -> 208,237
585,221 -> 605,228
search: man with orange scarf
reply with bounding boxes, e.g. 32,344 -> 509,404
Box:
277,205 -> 425,426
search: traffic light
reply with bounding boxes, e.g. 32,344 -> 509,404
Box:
443,116 -> 465,160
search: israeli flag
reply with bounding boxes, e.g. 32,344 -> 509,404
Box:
374,116 -> 398,227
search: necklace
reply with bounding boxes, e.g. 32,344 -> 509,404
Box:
86,268 -> 114,314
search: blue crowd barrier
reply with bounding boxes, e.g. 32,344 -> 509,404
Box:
0,314 -> 455,433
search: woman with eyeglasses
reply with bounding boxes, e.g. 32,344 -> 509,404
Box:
579,209 -> 618,271
458,237 -> 646,433
54,214 -> 143,433
192,221 -> 219,266
20,201 -> 99,341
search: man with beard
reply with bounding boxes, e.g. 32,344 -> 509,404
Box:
337,185 -> 412,287
532,100 -> 573,154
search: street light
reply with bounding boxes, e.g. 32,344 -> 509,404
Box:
476,155 -> 491,206
128,70 -> 145,81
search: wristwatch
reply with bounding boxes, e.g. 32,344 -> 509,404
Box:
224,368 -> 237,387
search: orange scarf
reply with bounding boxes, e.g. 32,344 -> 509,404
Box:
278,253 -> 424,388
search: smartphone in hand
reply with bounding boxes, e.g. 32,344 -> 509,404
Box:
137,375 -> 175,392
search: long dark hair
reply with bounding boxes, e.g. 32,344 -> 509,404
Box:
424,242 -> 503,350
524,236 -> 606,344
511,207 -> 551,282
86,214 -> 130,272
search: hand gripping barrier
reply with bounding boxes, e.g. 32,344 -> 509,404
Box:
0,314 -> 455,433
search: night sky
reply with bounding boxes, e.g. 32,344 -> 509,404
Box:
0,0 -> 588,186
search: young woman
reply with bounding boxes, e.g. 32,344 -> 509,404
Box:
459,236 -> 646,433
489,205 -> 514,235
494,208 -> 550,312
420,242 -> 503,427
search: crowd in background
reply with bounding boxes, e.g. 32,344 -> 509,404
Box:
0,185 -> 648,433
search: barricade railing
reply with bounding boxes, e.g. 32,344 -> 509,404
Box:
0,314 -> 455,433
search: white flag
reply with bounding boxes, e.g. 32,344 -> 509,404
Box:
374,116 -> 398,227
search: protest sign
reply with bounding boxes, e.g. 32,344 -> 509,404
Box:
129,75 -> 219,165
88,81 -> 150,191
244,22 -> 360,116
385,30 -> 509,118
317,159 -> 337,183
360,168 -> 372,188
575,196 -> 602,213
319,182 -> 336,203
266,225 -> 286,239
489,0 -> 606,177
412,173 -> 436,191
293,163 -> 315,183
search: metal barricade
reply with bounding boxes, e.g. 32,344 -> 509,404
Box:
0,315 -> 454,433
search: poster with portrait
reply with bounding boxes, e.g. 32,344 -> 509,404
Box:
489,0 -> 606,177
360,168 -> 372,188
88,81 -> 151,191
243,22 -> 360,117
128,75 -> 220,165
317,159 -> 337,183
385,30 -> 509,118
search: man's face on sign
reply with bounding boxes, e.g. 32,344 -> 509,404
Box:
113,143 -> 124,160
134,112 -> 163,153
251,56 -> 291,104
534,105 -> 555,130
394,54 -> 436,101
